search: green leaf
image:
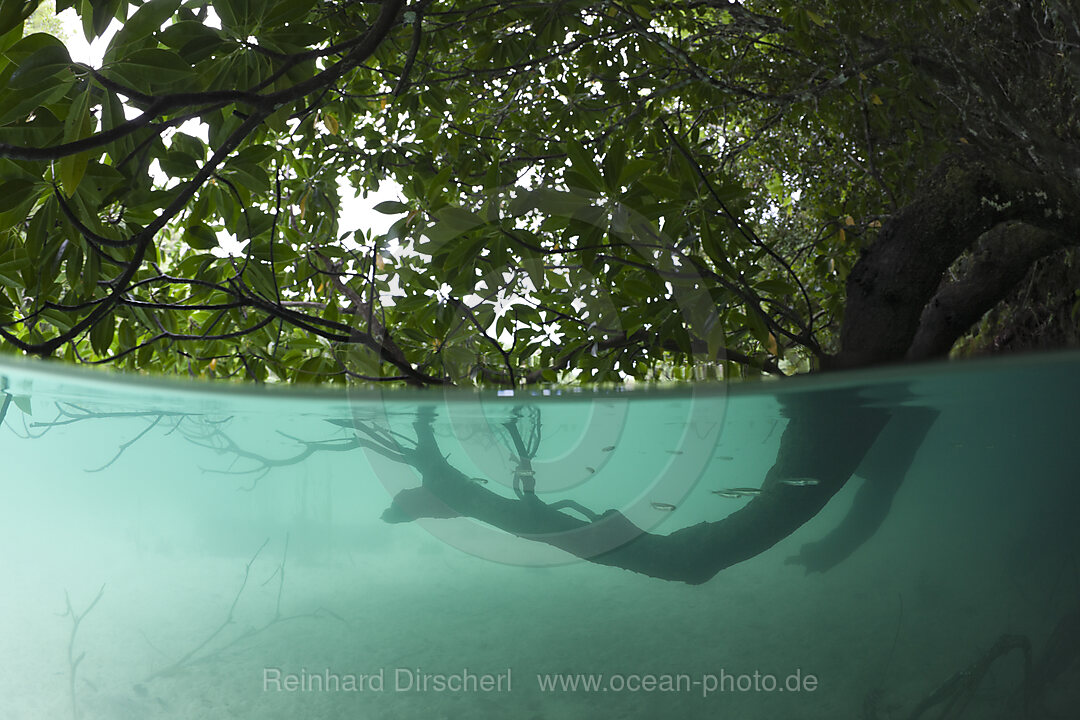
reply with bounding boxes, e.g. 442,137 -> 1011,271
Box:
0,19 -> 24,56
0,75 -> 71,124
158,21 -> 226,63
755,278 -> 797,297
0,179 -> 38,212
59,86 -> 94,197
245,262 -> 279,299
564,140 -> 603,193
0,2 -> 31,39
159,150 -> 200,177
618,157 -> 652,188
104,0 -> 183,62
509,188 -> 593,218
2,32 -> 68,69
82,0 -> 122,41
744,304 -> 771,347
706,318 -> 726,361
106,48 -> 194,93
521,257 -> 544,289
222,158 -> 269,194
213,0 -> 255,33
292,355 -> 328,383
90,313 -> 115,355
263,0 -> 317,25
636,173 -> 682,199
0,250 -> 30,287
619,272 -> 654,299
117,319 -> 136,349
426,205 -> 485,247
100,89 -> 134,161
170,131 -> 205,160
439,236 -> 485,280
603,136 -> 626,192
373,200 -> 409,214
249,237 -> 299,263
64,244 -> 83,288
184,223 -> 219,250
7,42 -> 71,89
259,22 -> 327,52
234,143 -> 275,165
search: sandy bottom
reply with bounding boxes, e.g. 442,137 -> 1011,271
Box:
2,512 -> 1069,720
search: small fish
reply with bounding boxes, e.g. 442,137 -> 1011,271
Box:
666,450 -> 684,455
713,487 -> 762,498
780,478 -> 819,487
711,490 -> 742,499
601,445 -> 615,452
715,455 -> 734,460
650,502 -> 677,511
469,477 -> 488,484
585,467 -> 596,474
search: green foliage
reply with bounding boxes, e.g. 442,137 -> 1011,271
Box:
0,0 -> 1069,384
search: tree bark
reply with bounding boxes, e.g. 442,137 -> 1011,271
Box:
830,158 -> 1080,370
908,222 -> 1069,360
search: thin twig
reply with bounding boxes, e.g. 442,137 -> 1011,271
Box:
63,584 -> 106,720
144,539 -> 269,681
86,415 -> 164,473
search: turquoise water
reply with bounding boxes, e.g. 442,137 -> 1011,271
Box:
1,352 -> 1078,719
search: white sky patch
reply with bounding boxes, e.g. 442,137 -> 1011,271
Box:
57,8 -> 109,64
210,230 -> 248,259
337,178 -> 407,241
171,118 -> 209,144
59,3 -> 221,63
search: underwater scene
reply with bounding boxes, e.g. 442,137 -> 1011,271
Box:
2,352 -> 1079,720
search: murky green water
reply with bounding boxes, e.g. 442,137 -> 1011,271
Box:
1,352 -> 1078,719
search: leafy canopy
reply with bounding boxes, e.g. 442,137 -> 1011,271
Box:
0,0 -> 1059,384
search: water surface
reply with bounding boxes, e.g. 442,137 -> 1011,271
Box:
1,353 -> 1078,719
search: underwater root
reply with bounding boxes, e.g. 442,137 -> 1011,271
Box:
907,634 -> 1032,720
866,597 -> 1080,720
862,634 -> 1031,720
143,534 -> 345,682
